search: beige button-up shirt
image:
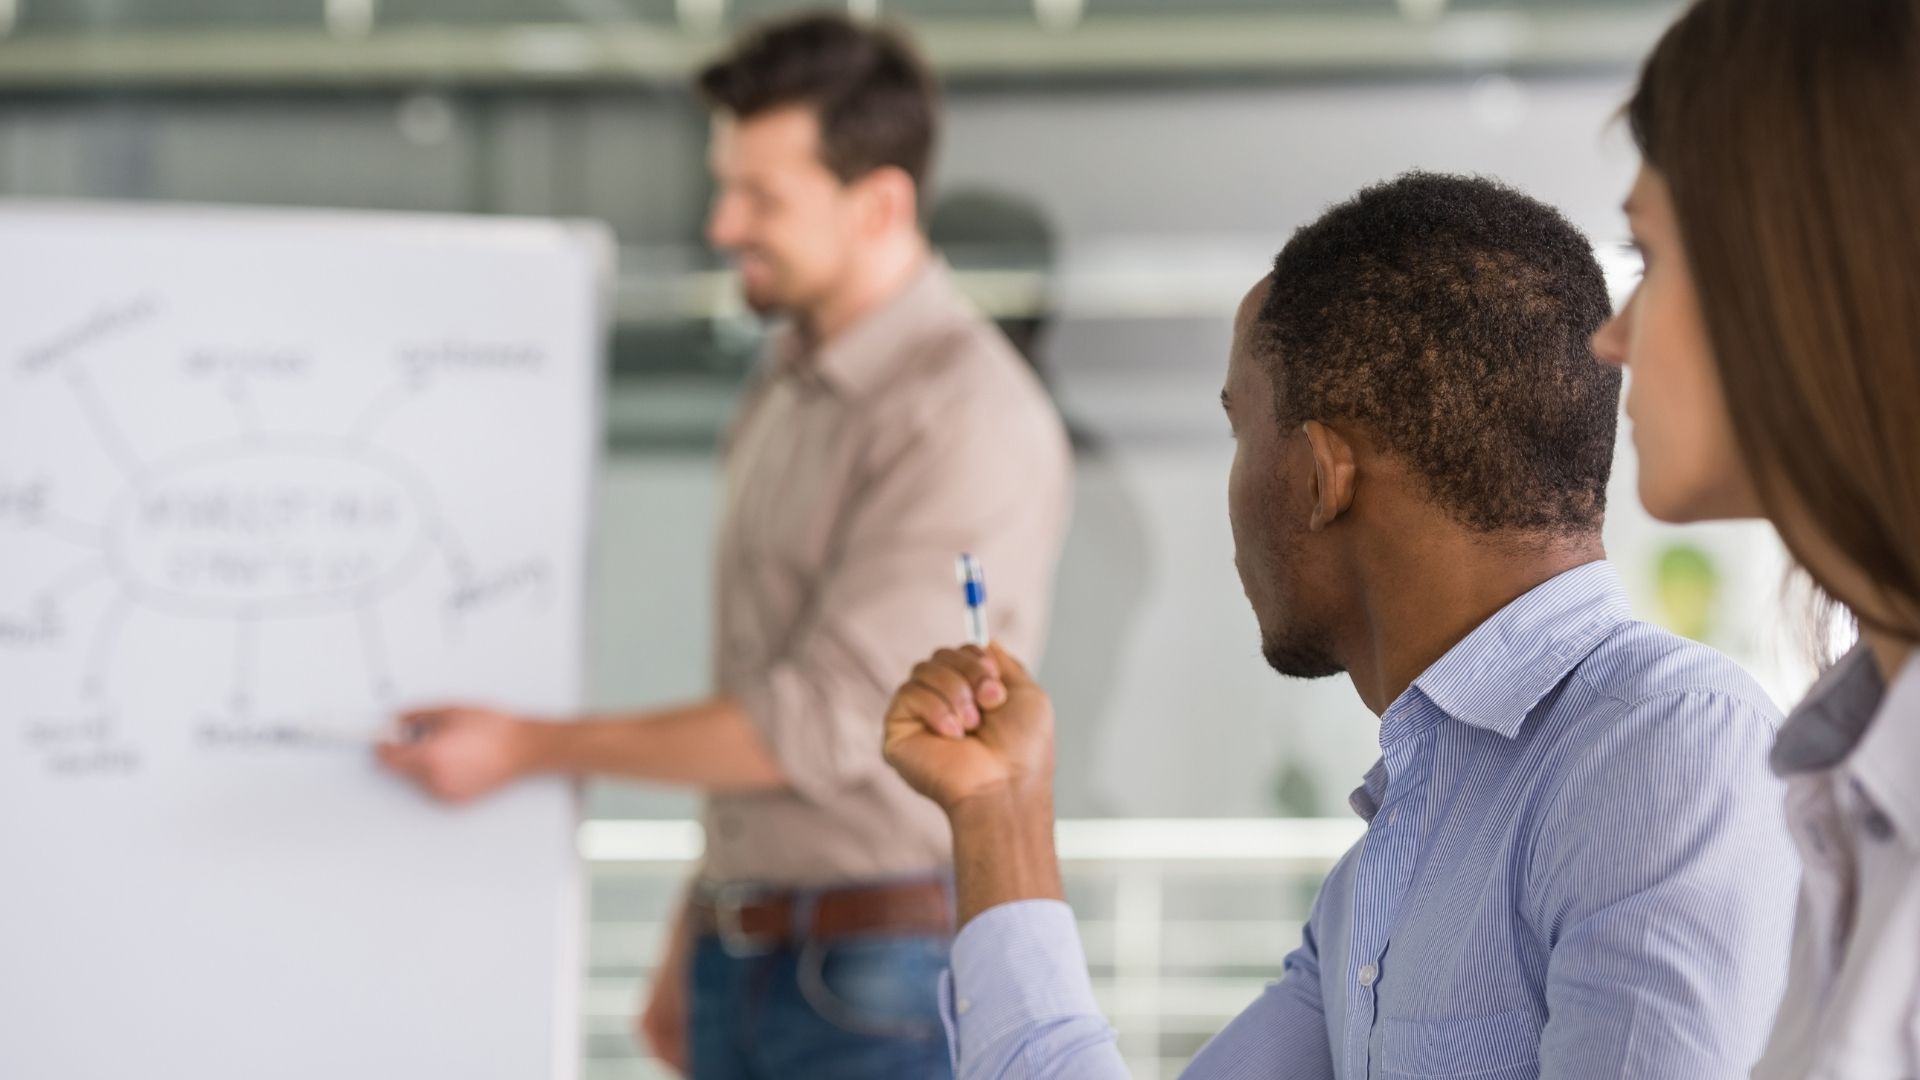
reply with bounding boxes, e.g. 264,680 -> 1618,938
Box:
1754,646 -> 1920,1080
703,260 -> 1072,888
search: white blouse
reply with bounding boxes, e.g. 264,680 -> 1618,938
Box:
1754,647 -> 1920,1080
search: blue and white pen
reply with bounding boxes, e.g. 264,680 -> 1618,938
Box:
956,553 -> 988,647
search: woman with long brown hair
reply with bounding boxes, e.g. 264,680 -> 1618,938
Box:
1593,0 -> 1920,1072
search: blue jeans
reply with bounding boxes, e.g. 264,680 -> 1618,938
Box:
688,931 -> 954,1080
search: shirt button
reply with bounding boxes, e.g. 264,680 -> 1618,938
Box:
1357,964 -> 1378,987
955,997 -> 972,1016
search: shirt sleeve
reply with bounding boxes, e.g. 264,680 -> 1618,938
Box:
735,357 -> 1072,805
943,890 -> 1338,1080
942,900 -> 1127,1079
1527,689 -> 1800,1079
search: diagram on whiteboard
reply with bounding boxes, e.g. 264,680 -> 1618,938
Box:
0,205 -> 598,1080
2,292 -> 565,779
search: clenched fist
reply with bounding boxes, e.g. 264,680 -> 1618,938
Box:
882,642 -> 1055,814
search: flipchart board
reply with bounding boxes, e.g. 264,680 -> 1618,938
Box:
0,201 -> 609,1080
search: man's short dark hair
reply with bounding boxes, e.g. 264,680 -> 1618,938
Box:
697,12 -> 939,192
1260,171 -> 1619,535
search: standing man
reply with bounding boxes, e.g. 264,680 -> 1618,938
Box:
377,13 -> 1072,1079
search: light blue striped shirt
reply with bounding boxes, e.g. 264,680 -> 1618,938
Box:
941,561 -> 1800,1079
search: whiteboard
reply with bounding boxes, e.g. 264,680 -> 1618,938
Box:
0,202 -> 607,1080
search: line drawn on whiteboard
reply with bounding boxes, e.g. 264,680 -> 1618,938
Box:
3,296 -> 557,777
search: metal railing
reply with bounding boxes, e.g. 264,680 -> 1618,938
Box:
580,817 -> 1363,1079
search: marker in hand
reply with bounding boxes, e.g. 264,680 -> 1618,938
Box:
956,553 -> 988,647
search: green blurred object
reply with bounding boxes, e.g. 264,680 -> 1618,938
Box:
1270,760 -> 1327,911
1271,760 -> 1321,818
1654,543 -> 1721,643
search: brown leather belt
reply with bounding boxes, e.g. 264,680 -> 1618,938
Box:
691,878 -> 953,956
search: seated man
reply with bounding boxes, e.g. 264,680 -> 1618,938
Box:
882,172 -> 1799,1079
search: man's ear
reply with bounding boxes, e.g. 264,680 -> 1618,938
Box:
1302,420 -> 1358,532
853,166 -> 919,236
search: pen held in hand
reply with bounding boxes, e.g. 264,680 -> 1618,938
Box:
956,552 -> 988,648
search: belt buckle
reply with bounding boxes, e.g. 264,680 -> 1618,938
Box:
712,882 -> 778,959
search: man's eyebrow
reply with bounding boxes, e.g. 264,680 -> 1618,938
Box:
1220,388 -> 1232,411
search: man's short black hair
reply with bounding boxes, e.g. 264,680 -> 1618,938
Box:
1260,171 -> 1619,535
697,11 -> 939,192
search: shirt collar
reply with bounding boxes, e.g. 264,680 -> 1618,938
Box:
1857,656 -> 1920,851
1776,645 -> 1920,851
1770,645 -> 1884,775
1403,560 -> 1634,740
1349,758 -> 1390,821
776,258 -> 959,399
1349,560 -> 1632,821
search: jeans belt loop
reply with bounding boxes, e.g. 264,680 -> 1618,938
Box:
711,881 -> 777,959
